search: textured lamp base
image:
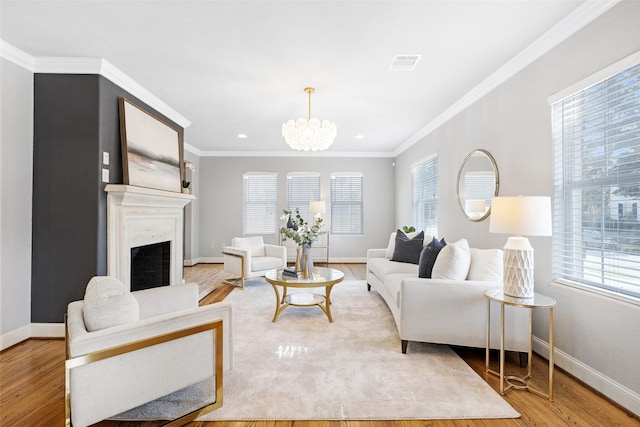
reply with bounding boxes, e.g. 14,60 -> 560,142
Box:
503,237 -> 535,298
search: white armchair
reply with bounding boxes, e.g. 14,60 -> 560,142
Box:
65,277 -> 232,427
223,236 -> 287,289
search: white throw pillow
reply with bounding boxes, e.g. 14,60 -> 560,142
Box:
83,276 -> 139,332
431,238 -> 471,280
467,248 -> 503,282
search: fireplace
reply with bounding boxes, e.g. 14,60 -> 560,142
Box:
105,185 -> 194,291
131,241 -> 171,291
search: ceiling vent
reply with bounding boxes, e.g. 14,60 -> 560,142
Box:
389,54 -> 422,71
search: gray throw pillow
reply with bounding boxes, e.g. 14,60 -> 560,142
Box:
391,230 -> 424,264
418,237 -> 446,278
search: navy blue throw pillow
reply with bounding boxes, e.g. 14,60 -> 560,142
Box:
391,230 -> 424,264
418,237 -> 447,278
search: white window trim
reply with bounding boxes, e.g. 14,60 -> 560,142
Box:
548,49 -> 640,104
551,53 -> 640,305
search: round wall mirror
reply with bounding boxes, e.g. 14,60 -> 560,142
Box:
457,149 -> 499,222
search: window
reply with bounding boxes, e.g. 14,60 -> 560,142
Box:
552,59 -> 640,300
286,172 -> 320,222
243,172 -> 277,235
331,173 -> 363,234
412,154 -> 438,237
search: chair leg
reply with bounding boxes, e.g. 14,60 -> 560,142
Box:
223,275 -> 245,290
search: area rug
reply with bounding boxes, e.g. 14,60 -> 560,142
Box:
195,278 -> 520,420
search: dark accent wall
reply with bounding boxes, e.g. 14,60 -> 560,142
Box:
31,74 -> 182,322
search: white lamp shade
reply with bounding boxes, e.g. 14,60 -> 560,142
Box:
489,196 -> 551,236
310,201 -> 326,214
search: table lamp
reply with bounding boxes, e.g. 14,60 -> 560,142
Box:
310,201 -> 326,218
489,196 -> 551,298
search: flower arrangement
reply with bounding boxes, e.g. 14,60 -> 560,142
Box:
280,208 -> 324,247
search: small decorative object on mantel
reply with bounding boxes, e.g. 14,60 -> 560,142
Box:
182,161 -> 195,194
182,179 -> 191,194
280,208 -> 324,278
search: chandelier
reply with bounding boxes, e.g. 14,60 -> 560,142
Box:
282,87 -> 337,151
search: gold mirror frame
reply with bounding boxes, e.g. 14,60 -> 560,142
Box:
456,149 -> 499,222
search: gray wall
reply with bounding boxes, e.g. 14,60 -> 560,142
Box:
0,58 -> 33,336
197,156 -> 395,262
395,1 -> 640,412
31,74 -> 183,323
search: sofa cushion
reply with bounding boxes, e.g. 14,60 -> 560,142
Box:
83,276 -> 139,332
467,248 -> 503,282
431,238 -> 471,280
251,256 -> 283,272
391,230 -> 424,264
418,237 -> 446,278
232,236 -> 266,257
368,257 -> 419,282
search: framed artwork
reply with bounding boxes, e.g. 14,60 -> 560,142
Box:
119,98 -> 183,193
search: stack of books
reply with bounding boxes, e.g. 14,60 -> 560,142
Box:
282,267 -> 299,278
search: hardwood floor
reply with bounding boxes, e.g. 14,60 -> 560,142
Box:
1,263 -> 637,427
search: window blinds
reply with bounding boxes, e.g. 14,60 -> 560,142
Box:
412,154 -> 438,237
243,172 -> 277,235
552,62 -> 640,299
331,173 -> 363,234
286,172 -> 320,222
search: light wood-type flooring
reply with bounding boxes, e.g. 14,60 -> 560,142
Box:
1,263 -> 637,426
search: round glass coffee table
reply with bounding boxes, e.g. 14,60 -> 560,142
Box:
264,267 -> 344,322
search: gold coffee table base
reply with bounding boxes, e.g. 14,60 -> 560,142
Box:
265,267 -> 344,323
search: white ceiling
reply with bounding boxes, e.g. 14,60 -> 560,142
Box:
0,1 -> 612,156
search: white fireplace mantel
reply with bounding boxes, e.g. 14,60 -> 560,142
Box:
105,184 -> 195,291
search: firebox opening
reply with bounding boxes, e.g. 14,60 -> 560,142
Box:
131,241 -> 171,292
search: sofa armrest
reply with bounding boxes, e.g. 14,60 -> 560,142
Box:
133,283 -> 198,319
68,301 -> 234,371
367,248 -> 388,260
224,246 -> 251,275
264,243 -> 287,262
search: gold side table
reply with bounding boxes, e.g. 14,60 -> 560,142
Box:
484,288 -> 556,401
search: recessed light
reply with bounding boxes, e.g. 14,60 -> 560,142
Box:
237,134 -> 248,139
355,134 -> 364,140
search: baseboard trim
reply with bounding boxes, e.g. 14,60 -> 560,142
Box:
1,323 -> 65,351
30,323 -> 65,338
533,336 -> 640,416
0,325 -> 31,350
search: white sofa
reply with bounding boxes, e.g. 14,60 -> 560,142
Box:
66,279 -> 232,427
366,233 -> 529,354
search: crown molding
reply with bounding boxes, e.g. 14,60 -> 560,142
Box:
33,56 -> 191,128
184,142 -> 204,156
0,40 -> 35,71
196,150 -> 393,158
393,0 -> 621,157
0,39 -> 190,129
